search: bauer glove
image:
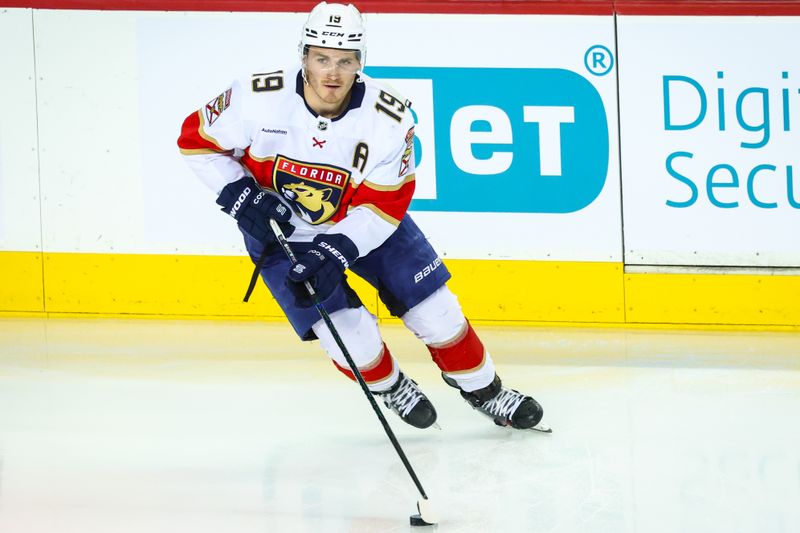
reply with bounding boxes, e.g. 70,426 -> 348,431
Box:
216,177 -> 294,243
286,233 -> 359,307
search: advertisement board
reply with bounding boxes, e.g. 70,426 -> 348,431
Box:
618,16 -> 800,266
135,12 -> 621,261
7,4 -> 795,324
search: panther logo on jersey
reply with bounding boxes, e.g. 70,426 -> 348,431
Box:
273,155 -> 351,224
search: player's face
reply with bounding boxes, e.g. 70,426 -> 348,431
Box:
303,47 -> 361,117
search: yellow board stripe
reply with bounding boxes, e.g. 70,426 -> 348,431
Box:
625,272 -> 800,326
34,252 -> 379,318
0,251 -> 44,312
1,251 -> 799,328
443,259 -> 624,323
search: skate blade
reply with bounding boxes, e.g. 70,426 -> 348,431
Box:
431,422 -> 442,431
529,423 -> 552,433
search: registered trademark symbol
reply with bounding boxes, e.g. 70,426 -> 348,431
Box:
584,45 -> 614,76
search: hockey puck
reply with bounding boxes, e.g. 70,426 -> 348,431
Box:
409,514 -> 434,527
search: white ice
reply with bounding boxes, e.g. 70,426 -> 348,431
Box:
1,318 -> 799,533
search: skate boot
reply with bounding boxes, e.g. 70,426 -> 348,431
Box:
374,372 -> 438,429
444,373 -> 545,430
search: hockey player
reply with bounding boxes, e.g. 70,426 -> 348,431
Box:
177,1 -> 546,431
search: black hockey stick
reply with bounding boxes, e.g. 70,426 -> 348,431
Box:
268,219 -> 436,526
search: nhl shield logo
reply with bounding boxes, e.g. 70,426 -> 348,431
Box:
273,155 -> 351,224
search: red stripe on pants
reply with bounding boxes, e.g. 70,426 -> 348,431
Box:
427,321 -> 485,373
333,343 -> 395,384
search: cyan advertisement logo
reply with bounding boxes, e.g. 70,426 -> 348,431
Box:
366,67 -> 609,213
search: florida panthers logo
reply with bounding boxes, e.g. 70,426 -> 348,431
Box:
273,155 -> 351,224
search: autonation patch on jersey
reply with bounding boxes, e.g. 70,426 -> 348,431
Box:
366,67 -> 609,214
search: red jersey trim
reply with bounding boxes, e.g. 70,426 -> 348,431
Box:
177,110 -> 226,152
241,150 -> 276,189
349,177 -> 415,226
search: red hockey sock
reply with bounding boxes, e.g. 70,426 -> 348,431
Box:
332,342 -> 396,384
427,320 -> 485,373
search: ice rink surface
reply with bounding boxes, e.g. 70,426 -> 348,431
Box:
0,317 -> 799,533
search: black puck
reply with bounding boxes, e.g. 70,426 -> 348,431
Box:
410,514 -> 433,527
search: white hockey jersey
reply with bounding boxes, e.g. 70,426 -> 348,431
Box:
178,66 -> 417,258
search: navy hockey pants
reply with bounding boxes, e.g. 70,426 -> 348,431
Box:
242,214 -> 451,340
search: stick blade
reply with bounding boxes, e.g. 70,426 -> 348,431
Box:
410,498 -> 437,526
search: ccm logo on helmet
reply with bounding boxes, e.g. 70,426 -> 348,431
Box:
322,31 -> 345,37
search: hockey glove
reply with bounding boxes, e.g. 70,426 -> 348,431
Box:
216,176 -> 293,243
286,233 -> 359,307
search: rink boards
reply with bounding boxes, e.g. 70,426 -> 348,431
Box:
0,4 -> 799,327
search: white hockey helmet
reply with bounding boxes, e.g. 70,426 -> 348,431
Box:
299,2 -> 367,67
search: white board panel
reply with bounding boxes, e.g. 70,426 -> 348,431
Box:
136,11 -> 305,256
0,8 -> 41,252
35,10 -> 149,254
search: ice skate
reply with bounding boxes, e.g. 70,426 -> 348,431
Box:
444,374 -> 550,432
374,372 -> 438,429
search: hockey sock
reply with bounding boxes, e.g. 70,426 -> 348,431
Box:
426,321 -> 496,392
332,342 -> 399,391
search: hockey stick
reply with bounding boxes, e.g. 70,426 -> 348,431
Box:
268,219 -> 436,527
